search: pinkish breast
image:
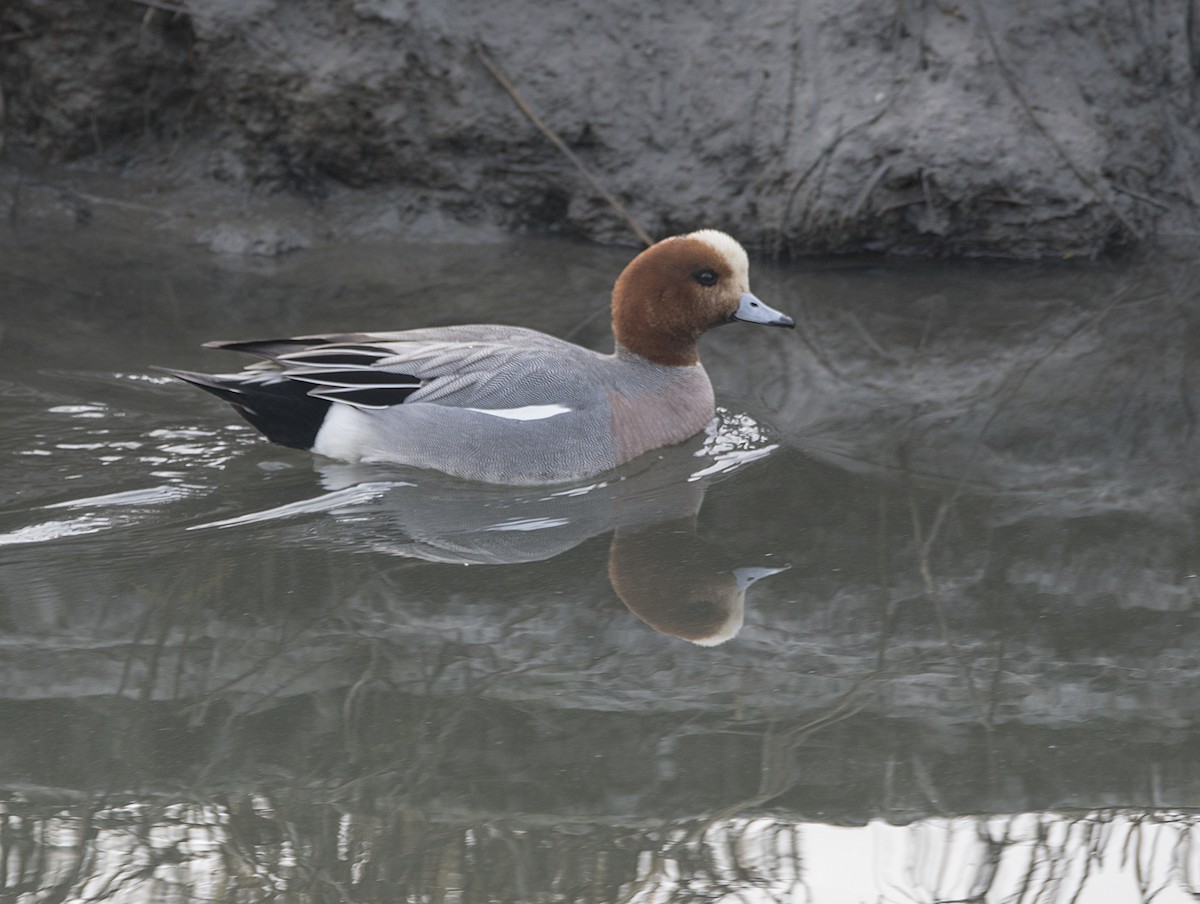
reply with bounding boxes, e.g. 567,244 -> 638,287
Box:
608,371 -> 716,465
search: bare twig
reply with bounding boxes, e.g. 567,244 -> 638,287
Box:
475,45 -> 653,247
125,0 -> 192,14
1112,183 -> 1172,212
970,0 -> 1144,241
166,91 -> 201,165
63,188 -> 164,215
4,172 -> 19,227
846,159 -> 892,221
779,106 -> 891,241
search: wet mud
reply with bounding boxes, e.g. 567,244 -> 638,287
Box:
3,0 -> 1199,256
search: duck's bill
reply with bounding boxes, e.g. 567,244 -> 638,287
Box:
732,564 -> 791,591
733,292 -> 795,328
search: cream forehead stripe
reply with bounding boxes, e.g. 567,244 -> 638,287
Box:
685,229 -> 750,286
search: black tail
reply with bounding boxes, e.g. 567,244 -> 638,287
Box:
154,368 -> 332,451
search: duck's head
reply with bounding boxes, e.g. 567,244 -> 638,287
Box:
611,229 -> 794,367
608,518 -> 791,646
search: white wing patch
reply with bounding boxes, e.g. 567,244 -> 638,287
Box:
464,404 -> 573,421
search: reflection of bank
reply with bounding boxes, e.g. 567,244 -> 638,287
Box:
720,257 -> 1200,514
6,798 -> 1199,903
195,409 -> 788,645
628,811 -> 1200,903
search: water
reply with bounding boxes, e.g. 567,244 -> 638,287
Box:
3,206 -> 1200,902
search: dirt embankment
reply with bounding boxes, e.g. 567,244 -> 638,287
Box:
2,0 -> 1199,257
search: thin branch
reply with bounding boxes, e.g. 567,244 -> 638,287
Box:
124,0 -> 192,14
970,0 -> 1144,241
1112,183 -> 1171,212
475,45 -> 653,247
846,159 -> 893,221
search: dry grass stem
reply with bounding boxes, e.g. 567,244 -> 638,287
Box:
476,45 -> 654,247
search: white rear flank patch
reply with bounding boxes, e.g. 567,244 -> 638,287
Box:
464,404 -> 572,421
312,404 -> 375,459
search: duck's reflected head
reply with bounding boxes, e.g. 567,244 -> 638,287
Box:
608,522 -> 788,646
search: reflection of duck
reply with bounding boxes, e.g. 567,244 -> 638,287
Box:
609,518 -> 787,646
160,231 -> 793,485
196,410 -> 779,564
194,415 -> 786,643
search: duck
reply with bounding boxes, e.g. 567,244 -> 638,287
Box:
609,516 -> 790,646
159,229 -> 794,485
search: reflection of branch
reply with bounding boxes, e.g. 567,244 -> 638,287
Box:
680,683 -> 874,848
906,485 -> 997,758
967,281 -> 1158,479
122,566 -> 232,703
37,802 -> 97,904
14,791 -> 1200,900
342,638 -> 385,745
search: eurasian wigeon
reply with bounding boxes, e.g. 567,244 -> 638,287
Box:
609,517 -> 789,646
160,229 -> 794,485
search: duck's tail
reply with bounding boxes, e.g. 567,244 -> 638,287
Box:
153,367 -> 332,451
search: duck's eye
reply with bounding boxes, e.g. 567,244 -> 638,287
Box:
695,269 -> 718,287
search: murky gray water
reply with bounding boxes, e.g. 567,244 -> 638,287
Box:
3,211 -> 1200,902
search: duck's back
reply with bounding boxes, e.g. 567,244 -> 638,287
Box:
312,331 -> 715,484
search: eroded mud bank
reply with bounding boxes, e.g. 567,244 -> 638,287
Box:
3,0 -> 1199,256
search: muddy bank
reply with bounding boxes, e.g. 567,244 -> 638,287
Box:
2,0 -> 1200,256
